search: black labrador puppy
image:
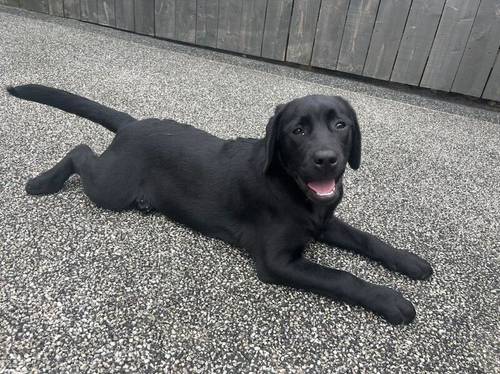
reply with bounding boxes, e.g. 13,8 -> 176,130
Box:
8,84 -> 432,324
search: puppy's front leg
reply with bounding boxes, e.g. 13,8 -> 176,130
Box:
319,217 -> 433,280
256,251 -> 416,325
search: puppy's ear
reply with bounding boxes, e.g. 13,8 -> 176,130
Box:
348,109 -> 361,170
263,104 -> 285,174
336,97 -> 361,170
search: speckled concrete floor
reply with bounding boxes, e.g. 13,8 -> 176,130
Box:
1,6 -> 499,374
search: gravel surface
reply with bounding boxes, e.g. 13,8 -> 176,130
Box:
1,7 -> 499,373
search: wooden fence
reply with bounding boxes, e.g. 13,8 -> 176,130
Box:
2,0 -> 500,102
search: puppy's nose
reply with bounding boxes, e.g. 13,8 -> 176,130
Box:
313,150 -> 337,168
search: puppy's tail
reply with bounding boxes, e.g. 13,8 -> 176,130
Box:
6,84 -> 135,133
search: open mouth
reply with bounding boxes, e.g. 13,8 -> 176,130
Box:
306,179 -> 336,198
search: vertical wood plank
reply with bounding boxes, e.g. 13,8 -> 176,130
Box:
115,0 -> 134,31
135,0 -> 154,35
196,0 -> 219,48
64,0 -> 80,19
81,0 -> 97,22
176,0 -> 197,43
240,0 -> 267,56
20,0 -> 49,13
337,0 -> 381,74
452,0 -> 500,97
48,0 -> 64,15
155,0 -> 176,39
97,0 -> 115,26
311,0 -> 350,70
391,0 -> 446,85
262,0 -> 293,61
363,0 -> 412,80
421,0 -> 481,91
482,51 -> 500,101
217,0 -> 243,52
286,0 -> 321,65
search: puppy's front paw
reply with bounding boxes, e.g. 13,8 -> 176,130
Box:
365,286 -> 416,325
396,252 -> 433,280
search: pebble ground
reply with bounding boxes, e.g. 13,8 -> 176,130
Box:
0,6 -> 499,373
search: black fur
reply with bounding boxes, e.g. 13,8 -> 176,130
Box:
7,85 -> 134,132
9,84 -> 433,324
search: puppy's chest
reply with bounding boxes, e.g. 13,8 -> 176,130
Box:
281,205 -> 334,235
309,206 -> 335,231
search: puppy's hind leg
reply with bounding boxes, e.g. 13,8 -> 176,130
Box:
27,144 -> 139,211
26,144 -> 95,196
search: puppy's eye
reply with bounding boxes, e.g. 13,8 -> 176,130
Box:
292,127 -> 305,135
335,122 -> 346,129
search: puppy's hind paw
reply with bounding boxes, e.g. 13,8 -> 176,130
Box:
25,173 -> 64,195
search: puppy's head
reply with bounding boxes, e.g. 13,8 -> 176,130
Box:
264,95 -> 361,203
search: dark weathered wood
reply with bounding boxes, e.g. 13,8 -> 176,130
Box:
262,0 -> 293,61
20,0 -> 49,13
286,0 -> 321,65
391,0 -> 446,85
115,0 -> 134,31
311,0 -> 350,70
0,0 -> 20,6
337,0 -> 380,74
452,0 -> 500,97
240,0 -> 267,56
63,0 -> 80,19
482,51 -> 500,101
135,0 -> 154,35
196,0 -> 219,48
48,0 -> 64,15
80,0 -> 97,22
363,0 -> 412,80
421,0 -> 481,91
5,0 -> 499,101
217,0 -> 268,55
217,0 -> 243,52
176,0 -> 196,43
155,0 -> 176,39
97,0 -> 115,26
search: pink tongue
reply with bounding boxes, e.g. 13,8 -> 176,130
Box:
307,179 -> 336,195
